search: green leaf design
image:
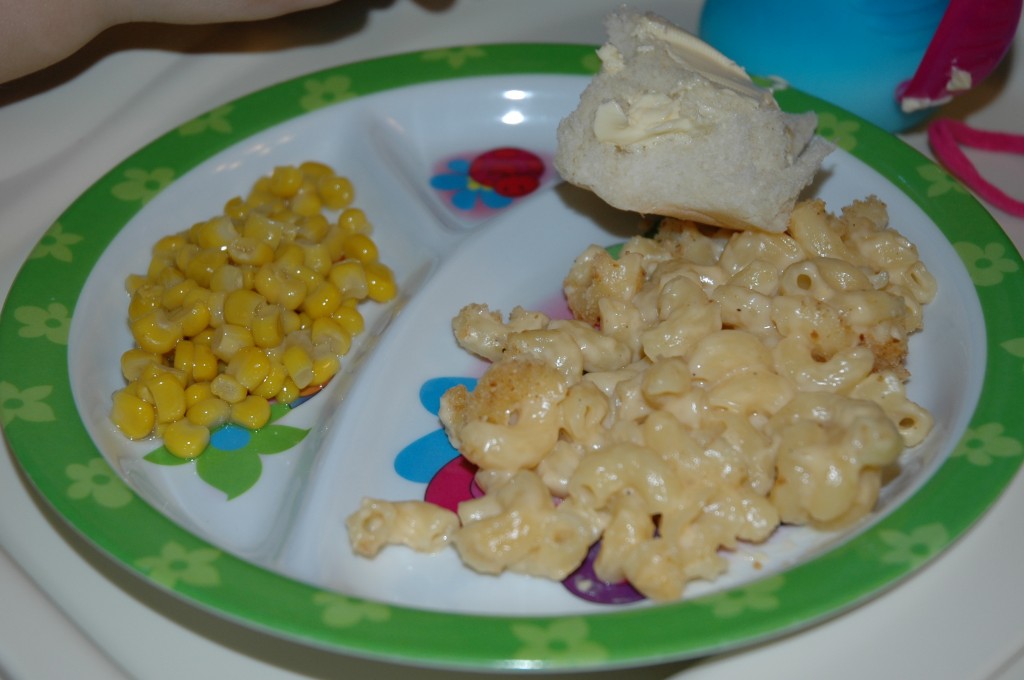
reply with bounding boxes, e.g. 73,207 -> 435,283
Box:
197,446 -> 263,500
144,446 -> 191,466
249,423 -> 309,455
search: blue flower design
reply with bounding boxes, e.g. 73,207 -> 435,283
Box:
430,159 -> 513,211
394,377 -> 476,482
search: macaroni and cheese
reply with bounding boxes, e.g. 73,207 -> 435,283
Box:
346,196 -> 935,602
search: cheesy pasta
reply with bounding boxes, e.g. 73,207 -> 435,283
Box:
346,196 -> 936,602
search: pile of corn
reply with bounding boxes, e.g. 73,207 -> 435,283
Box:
110,162 -> 396,459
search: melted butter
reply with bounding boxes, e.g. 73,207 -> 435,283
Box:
593,15 -> 774,148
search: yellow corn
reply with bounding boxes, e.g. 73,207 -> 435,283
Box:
211,323 -> 254,362
146,255 -> 175,282
254,264 -> 306,310
298,214 -> 330,243
161,278 -> 198,310
280,309 -> 303,335
163,419 -> 210,459
251,303 -> 284,348
152,233 -> 188,258
121,348 -> 163,382
210,373 -> 248,404
311,317 -> 352,354
124,273 -> 149,296
209,264 -> 244,293
364,261 -> 397,303
243,213 -> 284,249
131,309 -> 183,355
311,346 -> 341,386
341,233 -> 378,263
317,174 -> 354,210
320,224 -> 347,261
172,340 -> 196,380
281,344 -> 313,389
276,377 -> 301,405
184,381 -> 213,408
174,299 -> 211,338
252,361 -> 287,399
185,248 -> 229,288
227,236 -> 274,266
192,343 -> 219,382
144,372 -> 187,424
230,395 -> 271,430
269,165 -> 303,198
290,182 -> 322,217
338,207 -> 370,234
328,261 -> 368,300
110,389 -> 156,439
223,288 -> 265,327
128,284 -> 164,322
302,242 -> 333,276
192,216 -> 239,250
226,346 -> 271,391
223,196 -> 248,222
302,280 -> 342,319
186,396 -> 231,429
332,304 -> 365,337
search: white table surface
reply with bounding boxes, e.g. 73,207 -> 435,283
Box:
2,2 -> 1023,679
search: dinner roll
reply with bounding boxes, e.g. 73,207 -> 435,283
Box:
554,9 -> 833,233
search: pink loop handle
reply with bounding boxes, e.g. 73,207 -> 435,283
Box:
928,118 -> 1024,217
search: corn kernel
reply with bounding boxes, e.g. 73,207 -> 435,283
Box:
269,165 -> 303,198
110,389 -> 156,439
211,323 -> 254,362
254,264 -> 306,310
210,373 -> 248,404
302,242 -> 333,276
297,214 -> 330,243
281,345 -> 313,389
227,346 -> 271,391
242,213 -> 284,249
174,300 -> 211,338
291,182 -> 322,217
328,261 -> 368,300
131,309 -> 184,355
186,396 -> 231,428
299,160 -> 333,178
274,241 -> 305,268
342,233 -> 378,263
276,377 -> 301,405
223,196 -> 248,222
311,317 -> 351,354
172,340 -> 196,380
164,419 -> 210,459
311,346 -> 341,386
173,243 -> 200,273
302,280 -> 342,319
128,284 -> 164,322
280,309 -> 303,335
125,273 -> 149,296
223,288 -> 265,327
321,224 -> 347,261
230,395 -> 271,430
144,372 -> 187,423
317,174 -> 354,211
364,261 -> 397,303
192,343 -> 219,382
161,278 -> 199,310
185,248 -> 229,288
121,349 -> 163,382
184,381 -> 213,408
209,263 -> 245,292
252,361 -> 288,399
227,236 -> 274,266
250,303 -> 283,348
338,207 -> 370,234
332,305 -> 365,336
152,233 -> 188,258
147,255 -> 175,282
192,216 -> 239,250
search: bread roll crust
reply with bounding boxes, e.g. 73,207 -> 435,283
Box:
554,10 -> 833,233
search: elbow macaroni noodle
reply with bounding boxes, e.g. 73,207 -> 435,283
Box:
346,196 -> 936,602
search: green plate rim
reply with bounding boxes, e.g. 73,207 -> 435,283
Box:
1,43 -> 1022,671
